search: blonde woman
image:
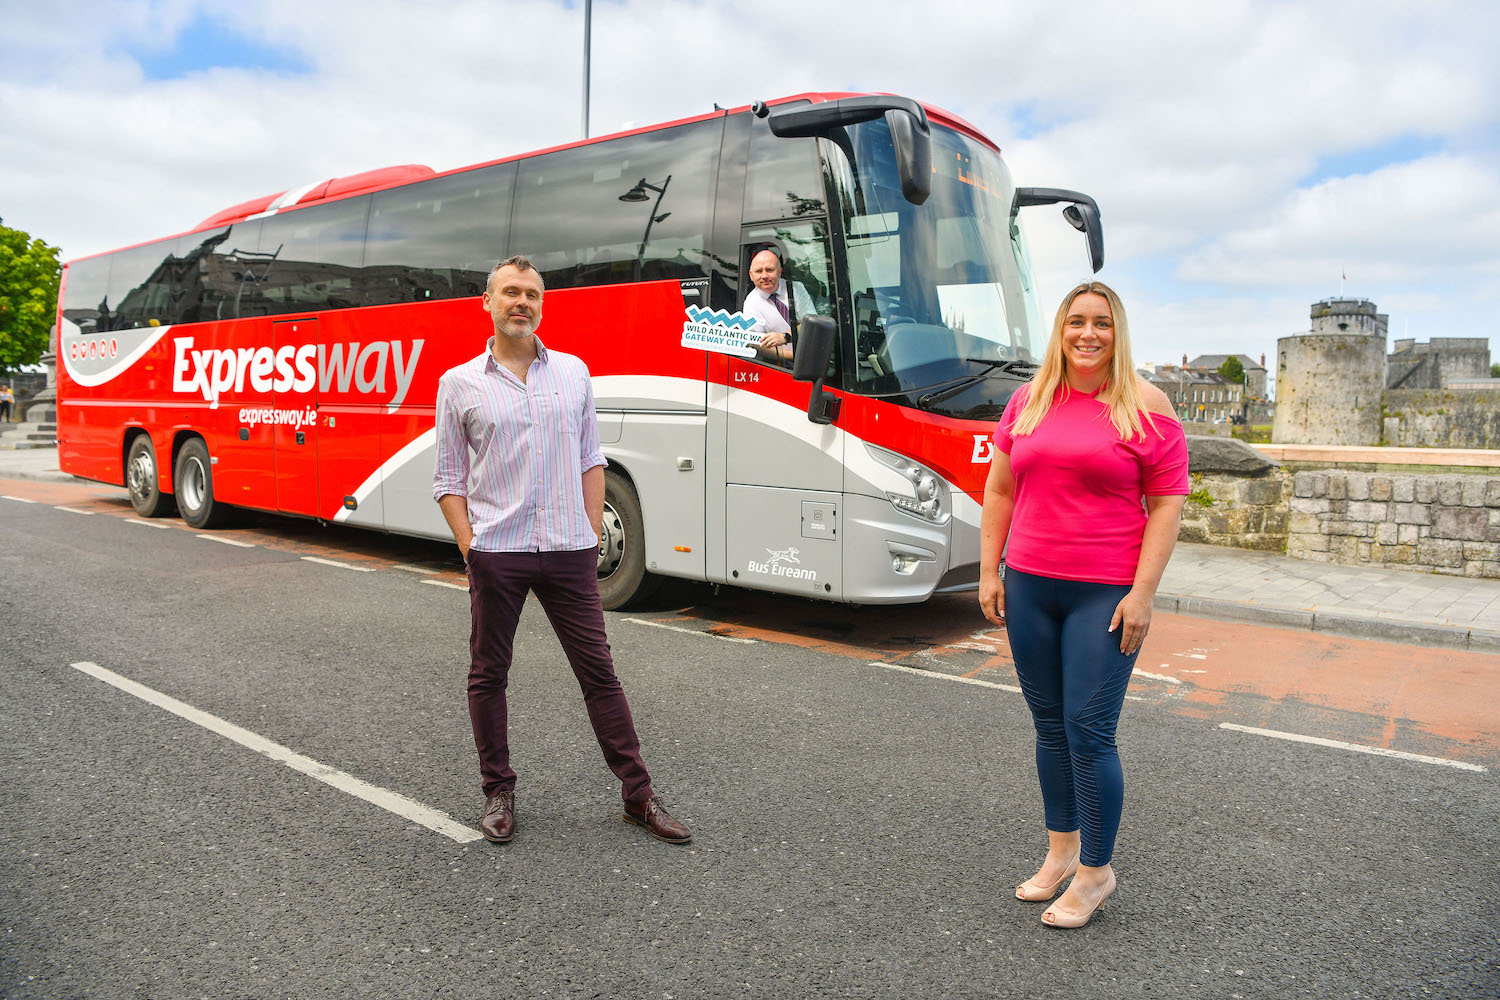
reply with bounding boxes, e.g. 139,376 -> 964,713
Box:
978,281 -> 1188,928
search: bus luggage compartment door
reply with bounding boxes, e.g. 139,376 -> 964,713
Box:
724,357 -> 844,600
271,318 -> 319,516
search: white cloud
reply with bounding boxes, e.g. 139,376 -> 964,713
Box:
0,0 -> 1496,353
1130,293 -> 1308,369
1178,154 -> 1500,286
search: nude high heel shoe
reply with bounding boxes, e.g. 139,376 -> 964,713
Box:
1041,871 -> 1116,928
1015,854 -> 1080,902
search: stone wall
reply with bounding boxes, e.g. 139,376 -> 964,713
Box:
1383,389 -> 1500,449
1387,338 -> 1490,391
1178,469 -> 1293,551
1289,471 -> 1500,577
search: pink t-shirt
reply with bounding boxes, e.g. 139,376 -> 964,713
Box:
994,383 -> 1189,585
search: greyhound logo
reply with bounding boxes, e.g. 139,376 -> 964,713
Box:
765,546 -> 801,568
747,545 -> 817,581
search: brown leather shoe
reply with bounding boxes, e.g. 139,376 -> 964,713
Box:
481,789 -> 515,843
622,795 -> 691,844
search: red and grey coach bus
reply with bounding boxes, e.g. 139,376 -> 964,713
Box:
56,92 -> 1102,609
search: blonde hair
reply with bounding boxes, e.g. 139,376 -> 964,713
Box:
1012,280 -> 1160,442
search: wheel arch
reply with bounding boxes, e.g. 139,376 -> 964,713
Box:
169,429 -> 204,473
600,457 -> 639,504
600,457 -> 654,558
122,426 -> 172,495
596,456 -> 660,610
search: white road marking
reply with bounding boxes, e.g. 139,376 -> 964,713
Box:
300,556 -> 374,572
124,518 -> 170,529
1220,723 -> 1487,773
624,618 -> 758,644
394,563 -> 439,575
196,533 -> 254,548
947,641 -> 999,653
866,660 -> 1022,694
53,505 -> 94,514
1132,669 -> 1182,685
2,495 -> 38,503
421,579 -> 469,592
70,661 -> 483,843
1173,653 -> 1209,660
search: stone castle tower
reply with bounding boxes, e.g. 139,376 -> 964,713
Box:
1272,299 -> 1388,445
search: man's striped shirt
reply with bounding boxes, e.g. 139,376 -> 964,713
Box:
433,337 -> 605,553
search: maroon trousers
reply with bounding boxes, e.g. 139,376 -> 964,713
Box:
465,548 -> 652,804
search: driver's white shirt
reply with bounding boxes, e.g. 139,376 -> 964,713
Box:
742,279 -> 813,335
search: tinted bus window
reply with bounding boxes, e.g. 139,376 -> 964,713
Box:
365,162 -> 516,304
192,220 -> 265,321
743,114 -> 825,222
511,118 -> 721,289
62,257 -> 111,333
107,238 -> 188,329
162,227 -> 232,324
246,196 -> 371,316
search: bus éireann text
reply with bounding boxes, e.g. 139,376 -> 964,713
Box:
55,92 -> 1104,609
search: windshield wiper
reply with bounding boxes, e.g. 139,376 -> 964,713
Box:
917,358 -> 1036,409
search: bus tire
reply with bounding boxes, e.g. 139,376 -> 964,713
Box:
125,434 -> 174,518
173,437 -> 234,530
597,470 -> 658,611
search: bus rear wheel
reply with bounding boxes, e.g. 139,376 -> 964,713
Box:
597,470 -> 658,611
125,434 -> 174,518
173,437 -> 234,530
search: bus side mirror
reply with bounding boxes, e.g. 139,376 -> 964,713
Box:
792,316 -> 837,382
1014,187 -> 1105,273
885,109 -> 931,206
791,316 -> 841,425
1062,201 -> 1104,274
767,95 -> 932,206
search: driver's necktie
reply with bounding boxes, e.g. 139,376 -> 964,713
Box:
768,291 -> 790,326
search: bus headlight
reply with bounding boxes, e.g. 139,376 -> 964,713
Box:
864,443 -> 950,524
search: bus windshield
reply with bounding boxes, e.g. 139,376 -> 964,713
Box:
827,119 -> 1046,419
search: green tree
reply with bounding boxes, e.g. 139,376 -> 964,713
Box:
1217,355 -> 1246,384
1491,362 -> 1500,379
0,218 -> 62,375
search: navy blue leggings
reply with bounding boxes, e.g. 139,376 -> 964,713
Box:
1005,567 -> 1140,867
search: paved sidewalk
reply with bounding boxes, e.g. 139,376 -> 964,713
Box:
4,447 -> 1499,651
1158,543 -> 1500,652
0,446 -> 73,483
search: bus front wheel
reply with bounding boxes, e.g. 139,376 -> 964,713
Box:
173,438 -> 234,530
597,470 -> 658,611
125,434 -> 174,518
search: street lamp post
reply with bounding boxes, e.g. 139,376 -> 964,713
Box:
581,0 -> 592,139
618,176 -> 672,279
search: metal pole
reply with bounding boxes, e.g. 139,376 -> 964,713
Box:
635,176 -> 671,274
581,0 -> 592,139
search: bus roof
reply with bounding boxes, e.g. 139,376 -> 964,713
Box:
67,92 -> 1001,266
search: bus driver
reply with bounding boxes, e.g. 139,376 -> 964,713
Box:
741,246 -> 811,365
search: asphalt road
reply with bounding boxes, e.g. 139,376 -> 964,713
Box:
2,483 -> 1497,999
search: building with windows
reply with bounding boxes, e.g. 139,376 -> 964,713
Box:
1138,363 -> 1243,423
1187,353 -> 1267,399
